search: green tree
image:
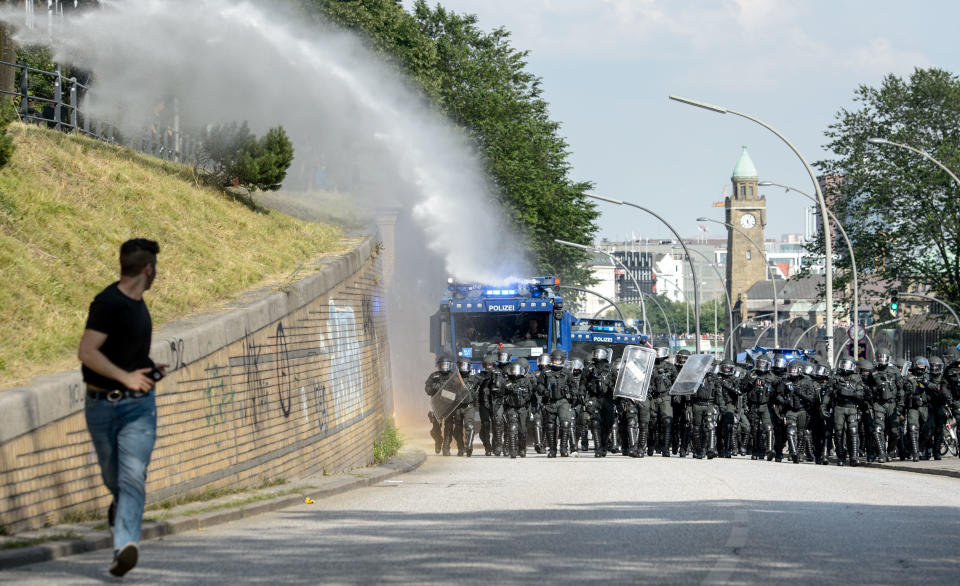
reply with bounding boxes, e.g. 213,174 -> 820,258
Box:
199,122 -> 294,192
816,68 -> 960,313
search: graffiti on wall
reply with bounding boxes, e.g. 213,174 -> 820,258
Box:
328,299 -> 364,424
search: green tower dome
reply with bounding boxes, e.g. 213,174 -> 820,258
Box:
732,146 -> 758,179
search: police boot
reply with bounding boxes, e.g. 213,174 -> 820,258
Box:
610,420 -> 623,454
874,427 -> 888,463
661,417 -> 673,457
559,421 -> 571,457
507,419 -> 519,459
706,426 -> 718,459
848,426 -> 860,466
442,424 -> 453,457
545,421 -> 557,458
820,432 -> 832,465
625,421 -> 638,457
568,420 -> 579,455
480,421 -> 492,456
592,419 -> 605,457
693,427 -> 704,459
464,425 -> 475,457
802,430 -> 815,462
739,431 -> 750,456
579,424 -> 590,453
765,426 -> 776,461
909,424 -> 920,462
430,421 -> 443,455
645,427 -> 655,456
534,418 -> 545,454
787,427 -> 799,463
637,425 -> 648,458
493,420 -> 504,457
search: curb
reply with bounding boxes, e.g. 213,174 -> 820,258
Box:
862,461 -> 960,480
0,448 -> 425,571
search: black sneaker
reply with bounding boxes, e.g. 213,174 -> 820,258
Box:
109,543 -> 139,577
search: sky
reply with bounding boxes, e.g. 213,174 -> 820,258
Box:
403,0 -> 958,243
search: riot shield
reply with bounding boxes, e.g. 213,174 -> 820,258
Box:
901,360 -> 912,377
614,345 -> 656,401
669,354 -> 715,395
430,371 -> 468,420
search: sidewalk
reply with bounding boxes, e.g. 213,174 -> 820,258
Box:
863,454 -> 960,479
0,446 -> 425,571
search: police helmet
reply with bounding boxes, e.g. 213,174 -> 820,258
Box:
787,361 -> 802,377
675,349 -> 690,367
802,363 -> 815,376
654,345 -> 670,360
481,354 -> 497,371
754,357 -> 771,373
457,358 -> 471,375
894,357 -> 906,370
912,356 -> 929,373
857,358 -> 874,373
772,356 -> 789,373
507,361 -> 525,378
836,358 -> 856,374
720,359 -> 735,376
436,354 -> 453,374
812,364 -> 830,380
930,355 -> 944,375
570,358 -> 584,374
537,353 -> 551,369
497,350 -> 511,366
592,347 -> 609,363
734,366 -> 746,379
550,349 -> 566,369
876,350 -> 891,367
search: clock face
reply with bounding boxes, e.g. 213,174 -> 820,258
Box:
740,213 -> 757,229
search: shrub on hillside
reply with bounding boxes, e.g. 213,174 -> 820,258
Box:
0,101 -> 17,168
198,121 -> 294,192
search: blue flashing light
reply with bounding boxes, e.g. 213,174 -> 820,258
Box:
484,289 -> 518,296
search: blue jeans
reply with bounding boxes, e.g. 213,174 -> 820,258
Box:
85,391 -> 157,551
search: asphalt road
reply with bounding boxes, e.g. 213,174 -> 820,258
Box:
5,439 -> 960,585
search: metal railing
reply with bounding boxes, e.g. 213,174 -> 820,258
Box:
0,59 -> 203,165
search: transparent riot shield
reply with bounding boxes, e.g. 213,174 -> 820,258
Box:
430,371 -> 469,420
901,360 -> 912,377
614,345 -> 656,401
669,354 -> 715,395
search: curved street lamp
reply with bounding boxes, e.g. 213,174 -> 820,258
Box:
554,239 -> 648,335
557,285 -> 626,322
867,138 -> 960,186
674,245 -> 735,359
586,193 -> 702,352
698,216 -> 780,348
592,292 -> 676,346
758,180 -> 862,359
670,95 -> 836,364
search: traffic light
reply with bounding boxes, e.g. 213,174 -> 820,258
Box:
890,289 -> 899,313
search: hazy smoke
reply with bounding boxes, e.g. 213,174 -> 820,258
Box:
4,0 -> 531,425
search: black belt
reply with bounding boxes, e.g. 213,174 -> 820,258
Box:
86,385 -> 151,402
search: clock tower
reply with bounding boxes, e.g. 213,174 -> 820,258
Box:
725,146 -> 767,327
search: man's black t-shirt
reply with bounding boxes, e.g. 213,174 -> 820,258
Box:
82,282 -> 155,390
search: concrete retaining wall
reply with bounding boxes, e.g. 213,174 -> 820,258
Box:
0,235 -> 392,532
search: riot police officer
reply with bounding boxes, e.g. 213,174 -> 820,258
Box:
583,347 -> 617,457
944,354 -> 960,446
424,355 -> 455,455
691,369 -> 724,459
539,350 -> 575,457
775,361 -> 817,463
648,345 -> 677,457
744,356 -> 778,460
673,350 -> 693,457
810,361 -> 833,465
903,357 -> 931,462
830,357 -> 866,466
770,356 -> 789,460
568,358 -> 587,455
717,360 -> 742,457
531,353 -> 551,453
869,350 -> 903,462
455,358 -> 479,457
926,355 -> 950,461
503,359 -> 535,458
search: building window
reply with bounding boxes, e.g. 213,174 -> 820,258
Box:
740,185 -> 746,196
748,185 -> 754,196
746,250 -> 752,260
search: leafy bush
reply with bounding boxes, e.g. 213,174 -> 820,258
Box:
373,422 -> 403,464
198,121 -> 294,192
0,101 -> 16,168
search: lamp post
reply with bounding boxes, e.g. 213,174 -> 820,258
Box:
671,95 -> 835,363
759,180 -> 862,359
673,245 -> 735,358
554,239 -> 649,335
698,217 -> 780,348
592,292 -> 676,347
557,285 -> 627,322
587,193 -> 702,352
867,138 -> 960,186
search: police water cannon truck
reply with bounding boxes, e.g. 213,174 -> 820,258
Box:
430,276 -> 576,373
570,318 -> 649,362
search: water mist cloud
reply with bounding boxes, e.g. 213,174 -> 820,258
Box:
5,0 -> 529,284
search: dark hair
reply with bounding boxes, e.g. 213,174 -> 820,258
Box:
120,238 -> 160,277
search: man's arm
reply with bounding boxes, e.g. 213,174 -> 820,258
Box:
78,329 -> 155,392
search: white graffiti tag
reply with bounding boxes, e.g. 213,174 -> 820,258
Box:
328,299 -> 364,424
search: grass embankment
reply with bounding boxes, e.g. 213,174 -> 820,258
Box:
0,123 -> 345,386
